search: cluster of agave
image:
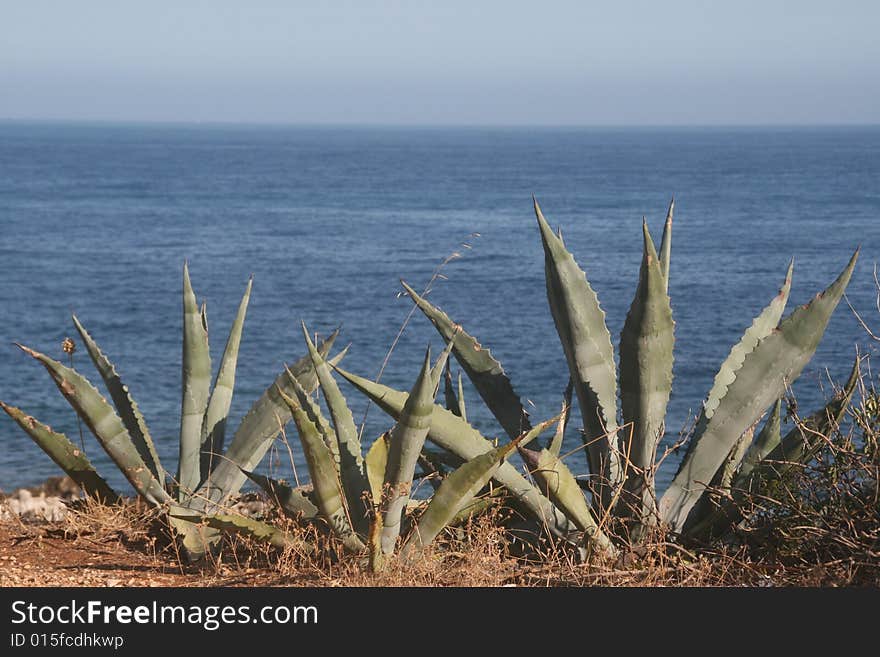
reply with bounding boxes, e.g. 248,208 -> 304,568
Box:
1,265 -> 350,560
2,198 -> 860,564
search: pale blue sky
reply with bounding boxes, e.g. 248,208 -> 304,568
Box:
1,1 -> 877,125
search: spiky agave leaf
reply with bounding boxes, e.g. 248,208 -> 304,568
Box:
301,322 -> 369,532
717,426 -> 755,492
284,365 -> 340,467
547,379 -> 573,457
692,260 -> 794,441
365,432 -> 390,505
618,220 -> 674,526
381,349 -> 439,554
736,398 -> 783,482
241,469 -> 318,520
456,372 -> 467,421
402,441 -> 521,555
178,263 -> 212,502
659,198 -> 673,292
278,387 -> 365,553
17,345 -> 170,506
661,250 -> 858,533
758,356 -> 860,479
447,493 -> 501,527
534,198 -> 621,512
0,401 -> 118,503
428,335 -> 456,392
401,280 -> 530,438
443,363 -> 464,419
200,276 -> 252,481
686,357 -> 860,541
333,366 -> 579,541
170,512 -> 309,552
194,332 -> 341,510
72,315 -> 163,485
519,445 -> 617,558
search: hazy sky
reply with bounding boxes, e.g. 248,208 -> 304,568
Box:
2,1 -> 878,125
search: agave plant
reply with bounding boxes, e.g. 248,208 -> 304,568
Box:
202,323 -> 584,568
3,199 -> 859,564
1,264 -> 347,560
336,197 -> 860,552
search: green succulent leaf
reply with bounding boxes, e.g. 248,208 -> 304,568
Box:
72,315 -> 163,486
760,355 -> 860,477
443,363 -> 464,419
18,344 -> 170,506
241,469 -> 319,520
178,263 -> 212,502
659,198 -> 673,292
333,366 -> 579,541
170,511 -> 308,552
696,260 -> 794,432
661,250 -> 858,533
284,365 -> 340,467
402,441 -> 519,554
736,398 -> 783,482
194,331 -> 341,509
534,197 -> 621,511
365,432 -> 390,506
402,280 -> 530,438
686,357 -> 860,541
381,349 -> 438,554
278,386 -> 365,553
167,505 -> 220,562
618,220 -> 675,525
519,446 -> 617,557
302,322 -> 369,532
201,276 -> 252,481
447,492 -> 502,527
0,401 -> 118,503
547,379 -> 573,457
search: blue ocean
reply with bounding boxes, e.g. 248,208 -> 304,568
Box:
1,122 -> 877,494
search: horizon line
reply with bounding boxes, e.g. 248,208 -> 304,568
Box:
2,117 -> 879,130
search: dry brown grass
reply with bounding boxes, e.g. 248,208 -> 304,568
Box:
4,349 -> 879,587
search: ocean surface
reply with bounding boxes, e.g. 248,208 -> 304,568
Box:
0,122 -> 877,496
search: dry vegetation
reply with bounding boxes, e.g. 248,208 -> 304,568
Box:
3,408 -> 878,588
3,305 -> 879,588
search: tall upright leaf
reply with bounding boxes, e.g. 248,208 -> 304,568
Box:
534,198 -> 621,512
72,315 -> 163,485
659,197 -> 673,292
443,363 -> 465,419
302,322 -> 369,531
365,432 -> 390,505
401,280 -> 530,438
178,263 -> 212,501
278,387 -> 365,553
547,379 -> 573,457
381,349 -> 439,554
200,276 -> 252,481
661,250 -> 858,532
285,365 -> 340,466
618,220 -> 674,525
